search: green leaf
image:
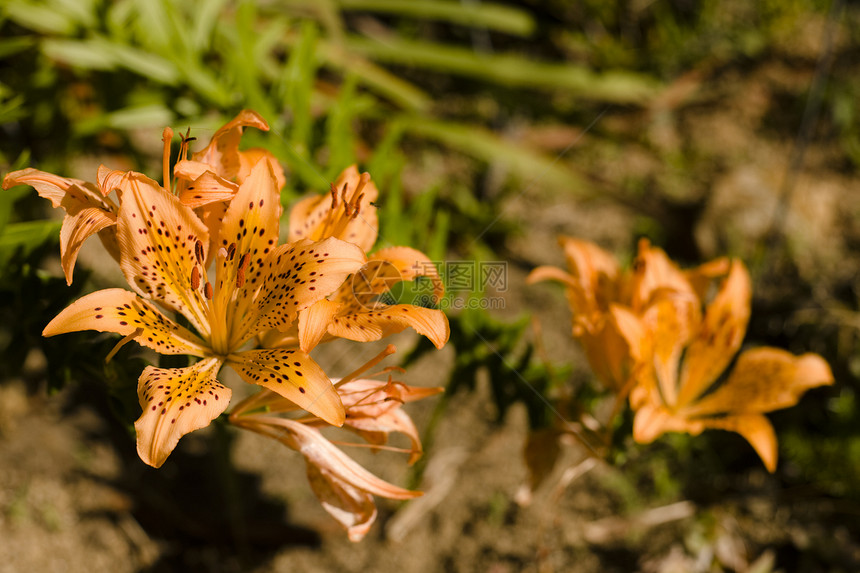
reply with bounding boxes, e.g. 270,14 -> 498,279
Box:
335,0 -> 535,36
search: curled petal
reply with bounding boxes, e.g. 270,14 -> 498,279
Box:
59,206 -> 117,284
135,357 -> 229,468
526,265 -> 576,287
700,414 -> 778,473
328,305 -> 449,349
228,348 -> 345,426
4,168 -> 117,284
43,288 -> 208,356
558,236 -> 621,315
191,110 -> 270,181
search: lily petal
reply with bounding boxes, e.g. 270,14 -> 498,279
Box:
214,160 -> 282,348
685,348 -> 834,418
676,261 -> 751,407
307,461 -> 379,542
116,171 -> 211,337
298,299 -> 341,353
699,414 -> 778,473
43,288 -> 208,356
228,348 -> 345,426
134,357 -> 229,468
4,168 -> 117,284
288,165 -> 379,251
558,236 -> 620,315
176,171 -> 239,208
242,237 -> 365,338
190,110 -> 270,181
328,305 -> 450,349
630,239 -> 696,312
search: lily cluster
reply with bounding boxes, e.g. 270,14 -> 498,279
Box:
529,237 -> 833,472
3,110 -> 449,540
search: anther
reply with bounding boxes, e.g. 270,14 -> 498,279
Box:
236,253 -> 250,288
227,242 -> 237,261
191,266 -> 201,290
352,193 -> 364,218
195,240 -> 204,265
330,183 -> 338,209
204,282 -> 213,299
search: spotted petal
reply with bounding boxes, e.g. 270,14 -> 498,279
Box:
328,305 -> 449,349
239,237 -> 365,340
685,348 -> 834,418
213,160 -> 282,349
228,348 -> 345,426
4,168 -> 117,284
116,171 -> 211,337
135,357 -> 229,468
43,288 -> 208,356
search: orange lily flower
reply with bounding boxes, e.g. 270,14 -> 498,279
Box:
528,236 -> 724,394
42,160 -> 366,467
230,346 -> 440,541
264,166 -> 449,352
626,260 -> 833,472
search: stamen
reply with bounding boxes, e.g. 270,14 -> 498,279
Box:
204,282 -> 214,299
340,182 -> 350,215
351,193 -> 365,219
336,344 -> 397,388
330,183 -> 338,209
227,242 -> 237,261
106,327 -> 144,363
236,253 -> 250,288
195,240 -> 205,265
191,266 -> 201,290
161,127 -> 173,193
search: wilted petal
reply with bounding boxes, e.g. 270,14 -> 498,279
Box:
135,357 -> 229,468
307,462 -> 378,542
523,428 -> 562,493
676,261 -> 751,407
43,288 -> 208,356
685,348 -> 834,418
116,171 -> 211,337
228,348 -> 345,426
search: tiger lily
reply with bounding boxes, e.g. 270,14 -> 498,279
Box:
42,160 -> 366,467
528,236 -> 726,394
230,345 -> 440,541
626,260 -> 833,472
